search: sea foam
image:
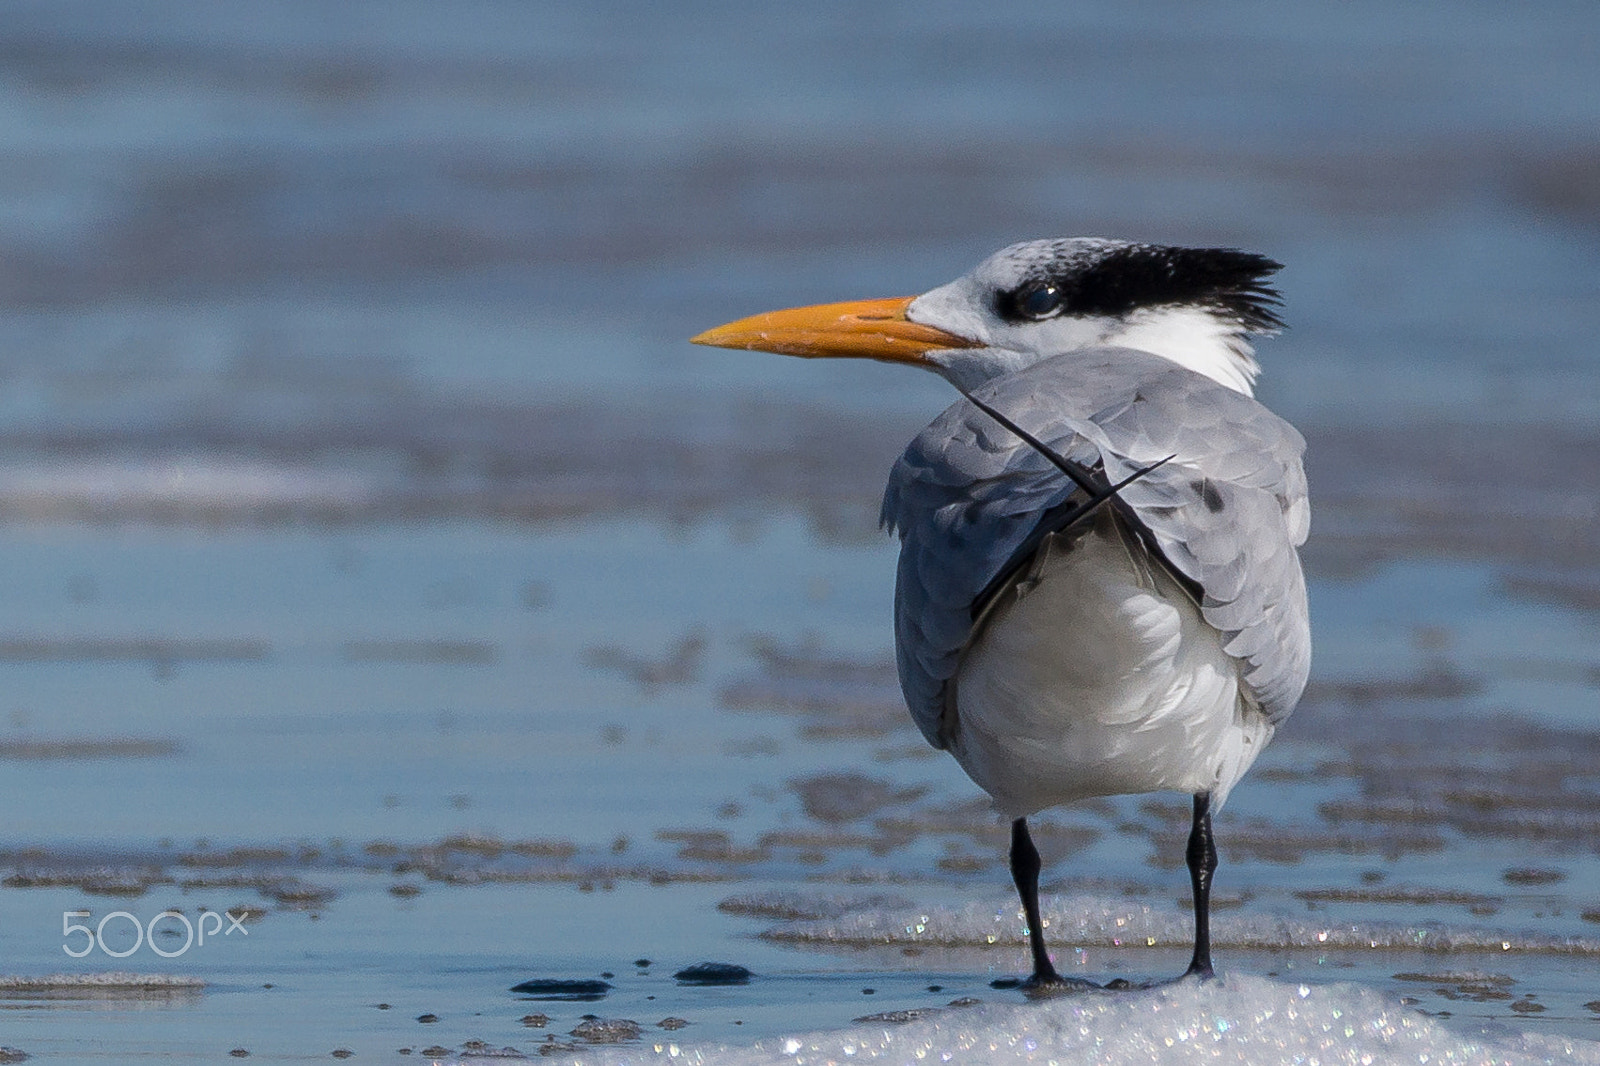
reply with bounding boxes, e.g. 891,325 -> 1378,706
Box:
546,973 -> 1600,1066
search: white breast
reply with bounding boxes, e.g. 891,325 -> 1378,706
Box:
949,516 -> 1272,818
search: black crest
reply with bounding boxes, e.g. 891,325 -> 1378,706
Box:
997,244 -> 1284,332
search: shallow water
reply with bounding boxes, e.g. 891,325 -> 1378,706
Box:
3,522 -> 1598,1059
2,2 -> 1599,1063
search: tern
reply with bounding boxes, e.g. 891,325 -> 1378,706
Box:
693,239 -> 1310,987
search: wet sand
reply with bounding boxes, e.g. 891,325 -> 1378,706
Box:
1,521 -> 1598,1060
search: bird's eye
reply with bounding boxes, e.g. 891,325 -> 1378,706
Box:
1014,282 -> 1063,320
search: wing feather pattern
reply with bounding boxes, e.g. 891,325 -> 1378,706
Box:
880,348 -> 1310,749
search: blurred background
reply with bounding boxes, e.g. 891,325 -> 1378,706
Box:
1,1 -> 1599,1060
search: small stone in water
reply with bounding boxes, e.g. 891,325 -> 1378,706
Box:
673,962 -> 751,985
570,1018 -> 641,1043
509,978 -> 612,1000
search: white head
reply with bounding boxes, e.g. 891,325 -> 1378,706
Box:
906,239 -> 1282,394
693,237 -> 1283,397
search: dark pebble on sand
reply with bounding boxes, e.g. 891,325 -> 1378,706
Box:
0,1050 -> 28,1065
521,1014 -> 549,1027
421,1047 -> 452,1057
673,962 -> 752,986
417,1014 -> 440,1023
229,1052 -> 250,1059
332,1051 -> 353,1059
510,978 -> 613,1000
927,985 -> 943,993
570,1018 -> 641,1043
862,988 -> 875,995
658,1018 -> 688,1031
635,959 -> 651,967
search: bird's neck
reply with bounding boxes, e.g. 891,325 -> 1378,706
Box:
1103,306 -> 1260,396
925,306 -> 1262,396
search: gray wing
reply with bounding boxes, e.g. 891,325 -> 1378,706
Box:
880,348 -> 1310,749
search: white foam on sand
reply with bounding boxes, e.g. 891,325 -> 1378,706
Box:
547,974 -> 1600,1066
0,972 -> 205,996
758,893 -> 1600,956
0,456 -> 385,517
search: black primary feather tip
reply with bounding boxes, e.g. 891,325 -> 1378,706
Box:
997,243 -> 1285,333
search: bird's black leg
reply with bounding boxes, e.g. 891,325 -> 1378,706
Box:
1183,792 -> 1218,979
1010,817 -> 1062,985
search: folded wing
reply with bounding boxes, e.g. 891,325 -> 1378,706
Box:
881,348 -> 1310,749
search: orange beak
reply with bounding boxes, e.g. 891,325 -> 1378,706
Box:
690,296 -> 977,365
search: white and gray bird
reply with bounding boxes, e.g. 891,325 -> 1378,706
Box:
693,238 -> 1310,987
